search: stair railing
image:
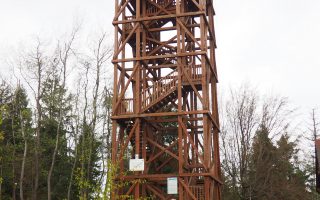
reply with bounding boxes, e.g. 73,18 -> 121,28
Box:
142,69 -> 178,109
118,98 -> 134,115
192,64 -> 202,80
182,64 -> 202,82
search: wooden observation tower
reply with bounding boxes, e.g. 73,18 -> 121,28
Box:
111,0 -> 221,199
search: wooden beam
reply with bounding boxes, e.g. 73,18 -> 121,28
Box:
114,22 -> 139,58
146,185 -> 166,200
112,12 -> 206,25
114,0 -> 131,20
178,118 -> 208,170
146,138 -> 179,160
147,139 -> 178,163
112,51 -> 206,63
112,110 -> 208,119
179,178 -> 197,200
112,62 -> 139,113
118,119 -> 138,159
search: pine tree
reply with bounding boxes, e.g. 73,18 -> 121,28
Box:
74,122 -> 102,199
0,84 -> 34,199
249,126 -> 310,200
249,125 -> 276,200
273,134 -> 310,200
39,74 -> 74,199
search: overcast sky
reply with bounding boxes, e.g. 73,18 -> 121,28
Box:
0,0 -> 319,117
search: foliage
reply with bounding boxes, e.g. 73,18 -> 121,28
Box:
221,86 -> 313,200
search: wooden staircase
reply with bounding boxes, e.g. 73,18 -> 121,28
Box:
142,69 -> 178,113
118,65 -> 203,115
117,69 -> 178,115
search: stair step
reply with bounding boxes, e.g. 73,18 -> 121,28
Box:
143,89 -> 178,113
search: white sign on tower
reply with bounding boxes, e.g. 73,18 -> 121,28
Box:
129,154 -> 144,171
167,177 -> 178,194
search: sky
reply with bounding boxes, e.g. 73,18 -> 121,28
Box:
0,0 -> 319,118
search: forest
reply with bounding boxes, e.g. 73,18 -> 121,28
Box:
0,29 -> 319,200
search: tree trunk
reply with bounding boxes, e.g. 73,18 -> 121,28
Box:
47,121 -> 61,200
311,109 -> 319,192
47,29 -> 76,200
67,146 -> 78,200
19,110 -> 27,200
33,45 -> 43,200
20,143 -> 27,200
11,117 -> 16,200
85,33 -> 109,197
67,80 -> 81,200
80,65 -> 89,199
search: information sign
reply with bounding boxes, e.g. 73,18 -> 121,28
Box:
167,177 -> 178,194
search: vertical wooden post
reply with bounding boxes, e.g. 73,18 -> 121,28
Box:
111,1 -> 119,199
176,1 -> 184,199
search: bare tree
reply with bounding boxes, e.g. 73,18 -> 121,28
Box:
307,109 -> 320,194
19,39 -> 47,200
220,84 -> 295,199
260,95 -> 294,139
11,90 -> 17,200
78,60 -> 90,199
47,27 -> 78,200
100,86 -> 113,184
220,85 -> 259,199
310,109 -> 319,151
67,78 -> 81,200
86,32 -> 112,197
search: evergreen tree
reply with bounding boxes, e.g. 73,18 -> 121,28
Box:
249,125 -> 276,200
248,126 -> 310,200
39,74 -> 74,199
0,84 -> 33,199
74,122 -> 102,199
273,134 -> 309,199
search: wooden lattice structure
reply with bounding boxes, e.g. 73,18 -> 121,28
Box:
111,0 -> 221,199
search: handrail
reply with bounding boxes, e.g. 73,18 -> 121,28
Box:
183,64 -> 202,82
118,64 -> 203,114
118,98 -> 134,114
142,69 -> 178,109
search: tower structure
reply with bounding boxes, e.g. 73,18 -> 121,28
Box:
111,0 -> 221,199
